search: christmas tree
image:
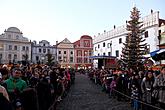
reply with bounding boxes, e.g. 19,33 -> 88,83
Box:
121,7 -> 147,71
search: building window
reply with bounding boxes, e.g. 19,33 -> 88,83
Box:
43,49 -> 46,53
116,50 -> 119,57
98,54 -> 100,56
63,57 -> 67,62
26,46 -> 29,51
103,42 -> 105,47
98,44 -> 100,48
84,51 -> 88,56
14,54 -> 17,59
64,51 -> 67,54
0,54 -> 2,59
70,51 -> 73,55
9,45 -> 12,50
14,46 -> 17,50
77,58 -> 82,63
22,46 -> 25,51
95,47 -> 97,51
58,56 -> 62,61
84,40 -> 90,47
145,45 -> 150,54
89,59 -> 92,63
36,56 -> 39,61
77,50 -> 82,56
108,42 -> 112,48
39,48 -> 41,53
108,52 -> 111,56
43,44 -> 45,46
84,58 -> 88,63
8,54 -> 11,60
103,53 -> 106,56
0,44 -> 3,50
47,49 -> 50,53
70,57 -> 73,63
89,51 -> 92,56
16,35 -> 19,39
119,38 -> 122,44
145,31 -> 148,38
0,54 -> 2,63
59,51 -> 61,54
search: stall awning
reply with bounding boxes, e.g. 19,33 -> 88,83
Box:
157,48 -> 165,54
89,55 -> 116,59
150,49 -> 165,57
150,48 -> 165,61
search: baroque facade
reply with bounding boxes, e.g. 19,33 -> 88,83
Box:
93,10 -> 165,67
31,40 -> 56,64
0,27 -> 31,64
74,35 -> 93,69
56,38 -> 75,68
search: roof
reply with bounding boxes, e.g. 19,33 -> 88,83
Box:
80,35 -> 92,39
61,38 -> 71,43
6,27 -> 21,33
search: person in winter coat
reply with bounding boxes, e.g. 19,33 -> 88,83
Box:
153,66 -> 165,109
5,68 -> 27,94
131,73 -> 141,110
0,93 -> 13,110
36,75 -> 52,110
109,74 -> 117,98
141,70 -> 155,110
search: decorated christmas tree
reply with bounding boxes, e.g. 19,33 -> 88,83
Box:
121,7 -> 147,71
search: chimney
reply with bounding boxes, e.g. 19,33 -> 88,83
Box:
114,25 -> 116,29
56,41 -> 58,45
151,9 -> 153,14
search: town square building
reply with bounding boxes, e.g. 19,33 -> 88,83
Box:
74,35 -> 93,69
56,38 -> 75,68
93,10 -> 165,68
31,40 -> 56,64
0,27 -> 31,64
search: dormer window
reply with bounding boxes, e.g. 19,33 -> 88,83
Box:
16,35 -> 19,39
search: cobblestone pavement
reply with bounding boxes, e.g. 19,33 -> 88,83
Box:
56,73 -> 133,110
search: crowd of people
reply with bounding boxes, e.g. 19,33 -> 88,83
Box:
0,64 -> 75,110
0,62 -> 165,110
88,66 -> 165,110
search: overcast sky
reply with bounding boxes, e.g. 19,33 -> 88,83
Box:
0,0 -> 164,45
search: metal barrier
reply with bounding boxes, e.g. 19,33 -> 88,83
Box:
113,89 -> 164,110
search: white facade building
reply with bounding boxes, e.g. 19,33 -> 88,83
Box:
93,11 -> 165,68
0,27 -> 31,64
32,40 -> 56,64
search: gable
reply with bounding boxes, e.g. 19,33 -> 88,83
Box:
61,38 -> 71,43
